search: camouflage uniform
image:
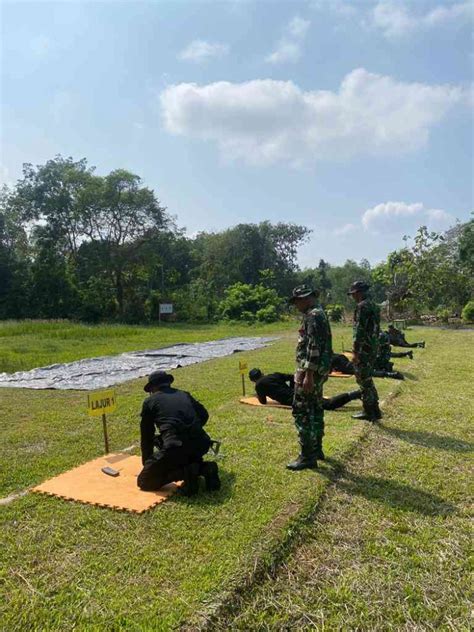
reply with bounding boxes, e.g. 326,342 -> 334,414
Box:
353,297 -> 380,415
293,305 -> 333,457
375,331 -> 393,372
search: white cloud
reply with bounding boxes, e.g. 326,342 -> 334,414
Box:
288,15 -> 311,38
362,201 -> 455,233
266,15 -> 310,64
160,68 -> 467,166
333,223 -> 357,236
179,39 -> 229,63
372,1 -> 472,39
265,42 -> 301,64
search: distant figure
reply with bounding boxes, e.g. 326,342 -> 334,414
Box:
248,368 -> 362,410
387,324 -> 425,348
348,281 -> 382,421
137,371 -> 220,496
287,285 -> 332,471
376,331 -> 413,372
331,353 -> 404,380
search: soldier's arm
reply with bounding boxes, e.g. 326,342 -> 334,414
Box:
188,393 -> 209,426
255,383 -> 267,405
353,304 -> 368,353
285,373 -> 296,388
140,401 -> 155,465
302,313 -> 321,372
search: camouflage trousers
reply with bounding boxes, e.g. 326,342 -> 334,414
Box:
354,359 -> 379,413
292,378 -> 326,454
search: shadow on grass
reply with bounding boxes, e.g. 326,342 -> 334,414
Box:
322,458 -> 456,516
401,371 -> 418,381
379,424 -> 474,454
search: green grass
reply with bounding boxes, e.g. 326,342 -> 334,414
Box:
222,327 -> 473,631
0,320 -> 391,631
1,322 -> 460,631
0,319 -> 294,373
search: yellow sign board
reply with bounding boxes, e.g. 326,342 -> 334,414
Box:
87,389 -> 117,417
239,360 -> 248,375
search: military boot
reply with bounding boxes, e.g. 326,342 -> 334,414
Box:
200,461 -> 221,491
408,351 -> 414,359
181,463 -> 200,497
286,450 -> 317,471
386,371 -> 404,380
348,389 -> 362,401
352,403 -> 383,422
314,436 -> 325,461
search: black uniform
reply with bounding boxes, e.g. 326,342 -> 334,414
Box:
330,354 -> 403,380
137,386 -> 211,491
387,327 -> 424,348
254,372 -> 361,410
255,373 -> 295,406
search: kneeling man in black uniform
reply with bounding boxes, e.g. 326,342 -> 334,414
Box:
249,368 -> 361,410
137,371 -> 220,496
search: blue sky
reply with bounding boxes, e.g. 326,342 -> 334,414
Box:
1,0 -> 472,265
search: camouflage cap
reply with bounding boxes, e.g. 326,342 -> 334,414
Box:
347,280 -> 370,295
289,284 -> 318,303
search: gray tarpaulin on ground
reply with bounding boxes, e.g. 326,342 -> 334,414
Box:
0,336 -> 276,391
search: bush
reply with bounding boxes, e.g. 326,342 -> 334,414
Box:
219,282 -> 282,322
435,307 -> 451,323
326,303 -> 344,322
461,300 -> 474,323
256,305 -> 278,323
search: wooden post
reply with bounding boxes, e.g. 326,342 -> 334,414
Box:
241,374 -> 246,396
102,413 -> 110,454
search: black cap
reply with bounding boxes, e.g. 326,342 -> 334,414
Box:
347,280 -> 370,295
249,368 -> 262,381
289,284 -> 317,303
144,370 -> 174,392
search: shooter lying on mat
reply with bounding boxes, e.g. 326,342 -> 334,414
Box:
248,368 -> 362,410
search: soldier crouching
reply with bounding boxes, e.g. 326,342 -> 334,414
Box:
137,371 -> 220,496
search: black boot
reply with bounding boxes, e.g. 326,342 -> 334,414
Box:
181,463 -> 200,496
286,452 -> 317,471
386,371 -> 404,380
352,403 -> 382,422
408,351 -> 413,359
314,436 -> 325,461
200,461 -> 221,491
348,389 -> 362,401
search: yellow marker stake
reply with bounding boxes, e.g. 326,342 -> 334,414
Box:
87,389 -> 117,454
239,360 -> 248,396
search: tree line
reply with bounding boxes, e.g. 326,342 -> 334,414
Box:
1,156 -> 472,323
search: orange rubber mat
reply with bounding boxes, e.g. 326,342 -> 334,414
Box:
240,396 -> 291,409
329,371 -> 352,378
32,453 -> 181,513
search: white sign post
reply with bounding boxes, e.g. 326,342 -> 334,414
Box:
158,303 -> 173,325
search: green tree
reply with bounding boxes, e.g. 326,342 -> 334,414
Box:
218,282 -> 283,322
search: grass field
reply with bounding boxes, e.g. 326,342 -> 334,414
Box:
0,322 -> 470,631
0,320 -> 293,373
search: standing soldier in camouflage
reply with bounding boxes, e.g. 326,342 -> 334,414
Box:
348,281 -> 382,421
287,285 -> 333,470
